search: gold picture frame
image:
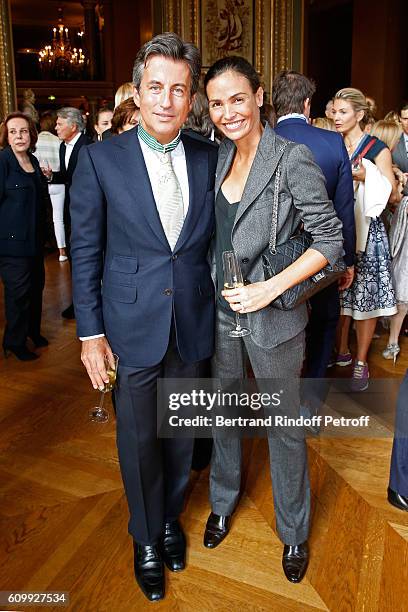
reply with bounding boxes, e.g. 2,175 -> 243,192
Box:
158,0 -> 302,100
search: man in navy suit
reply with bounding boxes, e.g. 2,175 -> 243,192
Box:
52,107 -> 92,319
273,71 -> 355,378
70,34 -> 217,602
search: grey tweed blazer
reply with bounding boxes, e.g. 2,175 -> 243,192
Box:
212,123 -> 344,349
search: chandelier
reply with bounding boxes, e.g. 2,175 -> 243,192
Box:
38,8 -> 87,79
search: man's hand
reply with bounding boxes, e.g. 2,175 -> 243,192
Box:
338,265 -> 354,291
81,337 -> 115,390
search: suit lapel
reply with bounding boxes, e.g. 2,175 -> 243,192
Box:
60,142 -> 66,174
233,125 -> 286,229
114,129 -> 170,250
396,135 -> 408,170
175,134 -> 209,251
67,134 -> 84,177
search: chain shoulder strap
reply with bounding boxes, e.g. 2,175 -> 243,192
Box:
268,141 -> 290,254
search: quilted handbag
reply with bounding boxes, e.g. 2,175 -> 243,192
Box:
261,144 -> 346,311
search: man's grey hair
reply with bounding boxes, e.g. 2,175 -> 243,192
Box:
57,107 -> 85,132
132,32 -> 201,97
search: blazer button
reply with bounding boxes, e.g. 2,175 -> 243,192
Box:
171,254 -> 178,261
242,257 -> 249,264
164,288 -> 173,296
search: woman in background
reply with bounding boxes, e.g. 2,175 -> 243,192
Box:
312,117 -> 335,131
34,111 -> 67,262
94,107 -> 113,141
370,120 -> 408,363
114,82 -> 134,108
332,88 -> 400,390
0,112 -> 48,360
110,98 -> 139,135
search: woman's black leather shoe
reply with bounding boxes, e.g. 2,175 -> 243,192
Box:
133,542 -> 164,601
61,304 -> 75,319
388,487 -> 408,511
203,512 -> 231,548
3,345 -> 39,361
29,335 -> 49,348
160,520 -> 186,571
282,541 -> 309,583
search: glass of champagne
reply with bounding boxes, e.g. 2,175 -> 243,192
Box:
39,157 -> 52,180
89,353 -> 119,423
222,251 -> 251,338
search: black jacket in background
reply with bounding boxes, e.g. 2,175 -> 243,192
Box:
0,146 -> 48,257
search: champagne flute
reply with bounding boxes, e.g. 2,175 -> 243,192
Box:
351,157 -> 361,173
89,353 -> 119,423
39,157 -> 52,180
222,251 -> 251,338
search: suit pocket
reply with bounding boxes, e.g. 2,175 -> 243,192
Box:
102,283 -> 137,303
109,255 -> 138,273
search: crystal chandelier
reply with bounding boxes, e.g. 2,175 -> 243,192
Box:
38,8 -> 87,79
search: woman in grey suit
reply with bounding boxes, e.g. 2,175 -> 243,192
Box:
203,57 -> 343,583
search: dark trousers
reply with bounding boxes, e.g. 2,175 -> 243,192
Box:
114,324 -> 200,545
389,370 -> 408,497
0,255 -> 45,348
305,282 -> 340,378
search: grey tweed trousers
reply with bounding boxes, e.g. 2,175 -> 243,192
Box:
209,307 -> 310,546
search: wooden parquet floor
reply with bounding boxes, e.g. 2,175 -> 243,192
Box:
0,255 -> 408,612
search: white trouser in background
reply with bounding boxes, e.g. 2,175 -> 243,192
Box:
48,184 -> 66,249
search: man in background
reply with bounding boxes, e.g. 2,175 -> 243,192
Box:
52,107 -> 92,318
392,102 -> 408,196
273,71 -> 355,378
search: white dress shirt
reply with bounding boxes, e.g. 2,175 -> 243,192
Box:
64,131 -> 82,168
404,133 -> 408,155
80,133 -> 189,341
138,135 -> 190,218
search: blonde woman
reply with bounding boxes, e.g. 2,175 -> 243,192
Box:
312,117 -> 336,131
332,88 -> 400,390
114,82 -> 134,109
370,121 -> 408,363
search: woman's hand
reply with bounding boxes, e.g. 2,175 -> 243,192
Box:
222,278 -> 282,313
351,164 -> 366,182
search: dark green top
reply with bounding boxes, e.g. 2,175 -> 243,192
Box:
214,188 -> 239,315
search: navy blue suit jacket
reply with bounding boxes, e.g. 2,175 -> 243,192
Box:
274,118 -> 355,266
70,128 -> 217,367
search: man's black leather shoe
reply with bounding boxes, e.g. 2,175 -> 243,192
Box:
61,304 -> 75,319
203,512 -> 231,548
133,542 -> 164,601
388,487 -> 408,511
160,520 -> 186,572
282,541 -> 309,583
3,344 -> 39,361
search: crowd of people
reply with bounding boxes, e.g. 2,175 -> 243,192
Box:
0,31 -> 408,602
